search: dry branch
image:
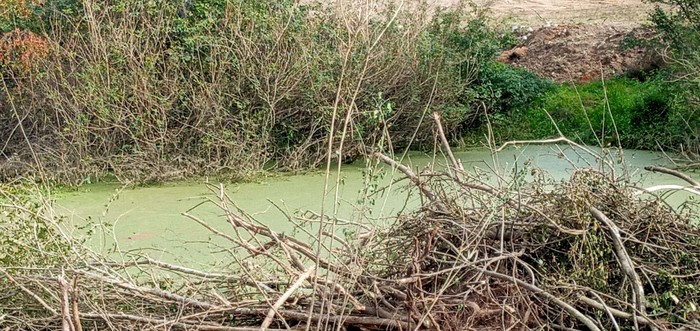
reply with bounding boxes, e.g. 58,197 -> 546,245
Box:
58,275 -> 73,331
645,166 -> 700,187
374,151 -> 440,204
433,112 -> 463,172
578,296 -> 656,326
589,207 -> 648,316
478,268 -> 601,331
5,141 -> 700,331
260,265 -> 315,330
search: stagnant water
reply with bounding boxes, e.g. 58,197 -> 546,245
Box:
55,145 -> 698,268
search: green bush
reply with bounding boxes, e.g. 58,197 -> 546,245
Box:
468,61 -> 554,117
643,0 -> 700,159
0,181 -> 75,267
476,76 -> 689,150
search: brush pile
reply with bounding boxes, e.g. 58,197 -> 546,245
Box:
2,120 -> 700,330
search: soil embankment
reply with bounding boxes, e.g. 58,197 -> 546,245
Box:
465,0 -> 661,82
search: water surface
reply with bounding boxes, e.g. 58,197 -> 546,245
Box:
56,145 -> 697,268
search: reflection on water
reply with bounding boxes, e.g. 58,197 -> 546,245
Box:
55,145 -> 697,268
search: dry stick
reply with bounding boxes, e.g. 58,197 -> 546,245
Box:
82,309 -> 408,330
589,291 -> 621,331
198,193 -> 366,311
374,151 -> 440,205
589,207 -> 650,329
141,257 -> 245,281
260,265 -> 316,330
644,166 -> 700,187
58,275 -> 73,331
496,136 -> 573,153
312,9 -> 357,331
78,270 -> 214,310
578,296 -> 656,326
218,208 -> 337,274
79,313 -> 299,331
0,268 -> 57,316
256,309 -> 409,329
139,256 -> 276,293
478,268 -> 601,331
70,276 -> 83,331
433,112 -> 463,172
182,211 -> 297,277
638,184 -> 700,196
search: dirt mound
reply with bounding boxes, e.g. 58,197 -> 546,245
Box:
498,24 -> 660,83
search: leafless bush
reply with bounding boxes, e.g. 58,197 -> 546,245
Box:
0,0 -> 491,185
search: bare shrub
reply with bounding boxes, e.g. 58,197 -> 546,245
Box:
0,0 -> 500,185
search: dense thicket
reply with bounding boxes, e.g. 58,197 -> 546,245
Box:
0,0 -> 534,184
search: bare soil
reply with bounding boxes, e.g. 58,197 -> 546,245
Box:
469,0 -> 655,27
436,0 -> 663,82
498,24 -> 659,82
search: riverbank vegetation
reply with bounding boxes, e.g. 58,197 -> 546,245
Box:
0,0 -> 698,185
2,0 -> 700,330
0,0 -> 524,185
472,76 -> 691,151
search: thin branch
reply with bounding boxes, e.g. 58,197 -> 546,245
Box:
0,268 -> 57,316
644,166 -> 700,187
478,268 -> 601,331
589,207 -> 647,316
578,296 -> 656,326
433,112 -> 463,172
58,275 -> 73,331
374,151 -> 440,205
260,265 -> 315,330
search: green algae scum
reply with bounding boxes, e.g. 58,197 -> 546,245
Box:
56,146 -> 696,268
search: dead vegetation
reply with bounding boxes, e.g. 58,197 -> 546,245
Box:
2,115 -> 699,330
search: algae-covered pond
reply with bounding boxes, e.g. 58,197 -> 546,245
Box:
55,145 -> 697,268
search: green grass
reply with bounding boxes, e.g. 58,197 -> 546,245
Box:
470,75 -> 683,150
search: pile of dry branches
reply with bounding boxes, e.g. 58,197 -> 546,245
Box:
2,115 -> 700,330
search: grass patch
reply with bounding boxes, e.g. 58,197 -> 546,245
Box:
466,74 -> 693,151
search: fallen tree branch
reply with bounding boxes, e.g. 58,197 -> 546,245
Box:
80,312 -> 302,331
78,270 -> 215,310
71,276 -> 82,331
433,112 -> 463,172
578,296 -> 656,326
644,166 -> 700,187
260,265 -> 315,330
1,268 -> 57,316
589,207 -> 648,316
374,151 -> 440,205
58,275 -> 72,331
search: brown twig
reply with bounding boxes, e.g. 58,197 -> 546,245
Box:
578,296 -> 657,326
374,151 -> 440,205
58,275 -> 73,331
79,312 -> 302,331
70,276 -> 82,331
1,268 -> 57,316
77,270 -> 215,310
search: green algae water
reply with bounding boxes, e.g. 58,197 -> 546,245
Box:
55,145 -> 698,268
